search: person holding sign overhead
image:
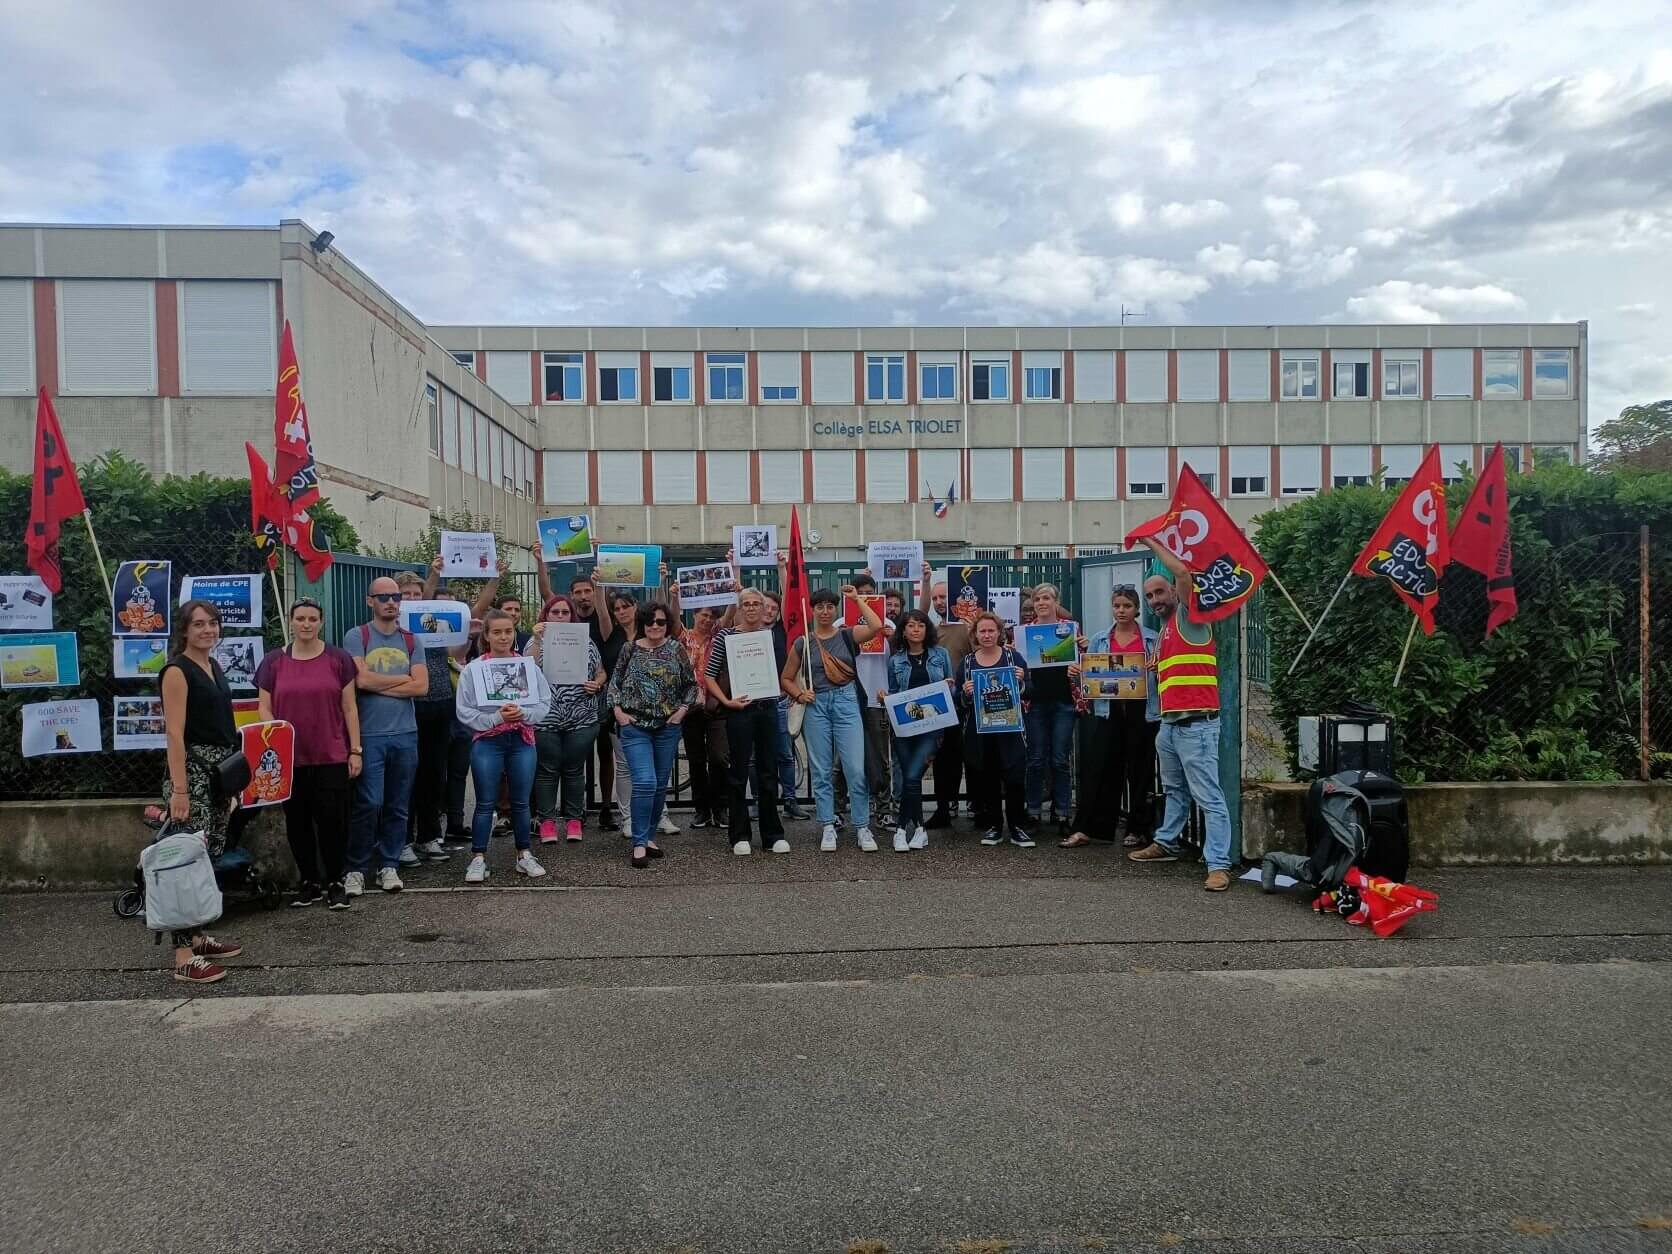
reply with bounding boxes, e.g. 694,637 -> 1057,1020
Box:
956,611 -> 1033,848
781,585 -> 885,853
525,594 -> 605,843
610,601 -> 698,867
1063,585 -> 1158,849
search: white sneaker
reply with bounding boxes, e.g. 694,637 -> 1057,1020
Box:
464,854 -> 489,883
514,851 -> 546,878
819,824 -> 838,852
376,867 -> 404,893
856,827 -> 878,852
398,844 -> 421,867
417,839 -> 449,862
342,871 -> 365,897
656,813 -> 679,835
909,826 -> 929,850
893,827 -> 910,852
770,838 -> 791,854
731,840 -> 752,856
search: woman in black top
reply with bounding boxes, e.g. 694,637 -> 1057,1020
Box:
159,598 -> 244,985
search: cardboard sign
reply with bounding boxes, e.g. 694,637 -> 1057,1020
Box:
21,698 -> 102,757
439,530 -> 498,577
180,575 -> 261,630
0,575 -> 53,631
883,680 -> 958,738
468,655 -> 544,709
843,594 -> 888,654
537,622 -> 592,687
987,587 -> 1021,626
112,560 -> 172,637
0,632 -> 80,689
231,698 -> 262,729
240,720 -> 296,807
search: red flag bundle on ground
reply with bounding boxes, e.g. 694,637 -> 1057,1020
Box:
25,388 -> 88,594
247,441 -> 333,580
782,506 -> 809,650
274,321 -> 320,509
1450,443 -> 1518,638
1351,444 -> 1450,634
1122,464 -> 1269,623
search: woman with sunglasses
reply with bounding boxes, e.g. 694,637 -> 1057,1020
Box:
1064,585 -> 1159,848
525,594 -> 606,844
608,601 -> 698,867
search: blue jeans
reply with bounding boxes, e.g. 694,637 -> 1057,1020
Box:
469,733 -> 536,853
1153,717 -> 1232,871
621,722 -> 681,847
804,688 -> 868,829
774,697 -> 798,803
893,731 -> 941,829
1024,699 -> 1076,818
348,730 -> 419,873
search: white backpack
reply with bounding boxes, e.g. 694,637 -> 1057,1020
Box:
140,830 -> 223,933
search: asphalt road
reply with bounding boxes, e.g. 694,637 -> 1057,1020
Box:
3,823 -> 1669,1253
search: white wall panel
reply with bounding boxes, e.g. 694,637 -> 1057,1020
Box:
652,451 -> 697,503
0,279 -> 34,393
1228,349 -> 1270,401
1177,350 -> 1219,402
1072,350 -> 1114,402
760,450 -> 804,503
485,350 -> 532,405
970,448 -> 1013,501
542,451 -> 587,504
1125,350 -> 1167,403
597,450 -> 643,504
1432,349 -> 1473,398
1021,447 -> 1065,500
59,280 -> 156,394
1075,448 -> 1116,499
865,449 -> 908,502
706,450 -> 750,503
810,351 -> 854,403
813,450 -> 856,501
180,280 -> 273,393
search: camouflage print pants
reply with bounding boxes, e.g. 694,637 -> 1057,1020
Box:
160,742 -> 236,949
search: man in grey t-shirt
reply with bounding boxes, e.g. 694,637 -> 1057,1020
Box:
341,576 -> 427,894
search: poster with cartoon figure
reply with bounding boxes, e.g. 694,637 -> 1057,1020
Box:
239,720 -> 295,807
946,565 -> 989,627
112,561 -> 172,637
210,637 -> 265,692
21,699 -> 102,757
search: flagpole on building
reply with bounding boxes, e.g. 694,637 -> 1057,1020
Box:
1392,614 -> 1420,687
1285,568 -> 1352,677
1264,570 -> 1314,633
80,510 -> 113,604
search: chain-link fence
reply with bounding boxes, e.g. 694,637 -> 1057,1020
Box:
1247,528 -> 1667,783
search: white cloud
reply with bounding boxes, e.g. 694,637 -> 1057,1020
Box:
1195,243 -> 1279,285
1262,196 -> 1319,248
1110,192 -> 1145,230
1015,73 -> 1162,135
1158,199 -> 1229,230
1344,280 -> 1526,322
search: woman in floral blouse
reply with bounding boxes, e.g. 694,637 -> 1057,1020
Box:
607,602 -> 698,866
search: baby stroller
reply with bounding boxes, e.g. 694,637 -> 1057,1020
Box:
113,806 -> 284,919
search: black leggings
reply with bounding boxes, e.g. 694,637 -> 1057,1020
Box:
284,762 -> 352,884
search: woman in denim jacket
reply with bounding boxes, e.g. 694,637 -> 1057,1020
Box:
884,610 -> 952,852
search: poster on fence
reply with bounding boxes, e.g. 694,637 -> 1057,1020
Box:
440,530 -> 497,577
987,587 -> 1021,627
240,720 -> 296,807
111,561 -> 171,637
732,525 -> 777,568
113,637 -> 168,680
946,565 -> 988,626
113,696 -> 168,750
179,575 -> 261,629
0,575 -> 53,631
0,632 -> 80,689
21,699 -> 102,757
210,637 -> 264,692
866,541 -> 923,584
399,599 -> 469,648
676,563 -> 738,610
883,680 -> 958,738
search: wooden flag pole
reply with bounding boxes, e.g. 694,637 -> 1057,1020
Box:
1264,570 -> 1314,633
270,563 -> 290,646
1285,568 -> 1352,677
1392,614 -> 1420,688
80,509 -> 114,605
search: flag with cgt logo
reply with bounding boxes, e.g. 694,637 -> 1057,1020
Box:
1123,464 -> 1269,624
1351,444 -> 1451,634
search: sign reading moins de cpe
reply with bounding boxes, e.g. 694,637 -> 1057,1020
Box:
813,416 -> 964,439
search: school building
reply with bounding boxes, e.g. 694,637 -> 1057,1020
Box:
1,222 -> 1589,563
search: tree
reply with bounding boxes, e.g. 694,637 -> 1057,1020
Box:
1593,400 -> 1672,472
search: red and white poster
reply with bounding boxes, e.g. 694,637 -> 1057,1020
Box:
844,594 -> 888,654
239,719 -> 295,808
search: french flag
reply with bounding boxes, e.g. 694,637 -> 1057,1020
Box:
932,479 -> 956,519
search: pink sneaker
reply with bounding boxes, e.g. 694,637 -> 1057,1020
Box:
565,820 -> 583,843
537,819 -> 558,844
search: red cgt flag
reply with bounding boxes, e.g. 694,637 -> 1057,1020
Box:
25,388 -> 88,594
1451,442 -> 1518,638
274,321 -> 321,509
247,441 -> 333,581
1123,464 -> 1269,623
1352,444 -> 1450,634
782,506 -> 810,650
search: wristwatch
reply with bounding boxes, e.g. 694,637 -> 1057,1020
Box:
349,747 -> 363,756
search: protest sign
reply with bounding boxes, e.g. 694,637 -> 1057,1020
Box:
112,560 -> 171,637
732,524 -> 777,567
0,575 -> 53,631
537,514 -> 594,563
1020,621 -> 1078,670
21,698 -> 101,756
676,563 -> 738,610
179,575 -> 261,629
884,680 -> 958,738
469,655 -> 544,709
723,629 -> 780,702
113,637 -> 168,680
946,565 -> 988,626
972,666 -> 1023,734
400,600 -> 469,648
537,622 -> 592,686
1080,650 -> 1147,700
0,632 -> 80,689
843,594 -> 888,655
987,587 -> 1021,626
440,530 -> 498,577
240,720 -> 296,807
596,544 -> 662,587
867,541 -> 923,584
113,696 -> 167,750
210,637 -> 264,692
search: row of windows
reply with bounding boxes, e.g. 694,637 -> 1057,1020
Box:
0,278 -> 277,396
540,444 -> 1561,508
425,381 -> 536,498
453,346 -> 1576,408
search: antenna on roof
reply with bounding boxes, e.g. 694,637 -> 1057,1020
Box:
1120,304 -> 1148,326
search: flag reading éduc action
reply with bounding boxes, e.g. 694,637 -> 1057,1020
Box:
25,388 -> 88,594
1351,444 -> 1450,635
1450,442 -> 1518,638
274,321 -> 321,509
782,506 -> 810,650
1123,464 -> 1268,623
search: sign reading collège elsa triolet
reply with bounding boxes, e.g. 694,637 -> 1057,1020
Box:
179,575 -> 261,630
21,698 -> 102,757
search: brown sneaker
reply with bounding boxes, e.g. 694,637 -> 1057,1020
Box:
194,936 -> 243,960
174,956 -> 226,984
1127,842 -> 1179,863
1203,870 -> 1232,892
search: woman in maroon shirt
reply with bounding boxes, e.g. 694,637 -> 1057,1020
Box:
255,597 -> 362,910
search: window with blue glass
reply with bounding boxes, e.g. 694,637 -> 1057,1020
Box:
1024,366 -> 1062,400
599,366 -> 637,402
866,354 -> 905,402
707,353 -> 745,402
543,352 -> 583,402
920,362 -> 956,400
972,358 -> 1009,401
652,365 -> 691,402
762,384 -> 799,401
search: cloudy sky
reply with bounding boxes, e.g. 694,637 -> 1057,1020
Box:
3,0 -> 1668,426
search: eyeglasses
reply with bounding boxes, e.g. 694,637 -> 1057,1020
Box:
370,593 -> 401,603
647,618 -> 670,628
